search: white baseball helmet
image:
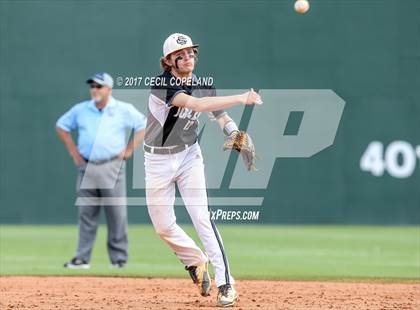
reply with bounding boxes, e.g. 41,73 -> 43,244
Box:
163,33 -> 199,57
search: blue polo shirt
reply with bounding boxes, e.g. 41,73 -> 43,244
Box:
56,97 -> 146,161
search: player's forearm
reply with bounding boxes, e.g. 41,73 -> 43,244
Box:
56,127 -> 79,157
216,113 -> 240,136
216,114 -> 234,129
186,94 -> 245,112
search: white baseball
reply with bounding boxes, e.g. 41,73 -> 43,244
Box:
295,0 -> 310,14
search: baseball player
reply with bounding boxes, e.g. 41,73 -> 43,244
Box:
144,33 -> 261,307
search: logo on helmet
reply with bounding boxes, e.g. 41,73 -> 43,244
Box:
176,36 -> 187,45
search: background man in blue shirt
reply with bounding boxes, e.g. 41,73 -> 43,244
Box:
56,73 -> 146,269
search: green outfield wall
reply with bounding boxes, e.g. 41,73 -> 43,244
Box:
0,0 -> 419,224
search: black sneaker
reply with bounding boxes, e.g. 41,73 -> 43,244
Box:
64,257 -> 90,269
111,260 -> 126,268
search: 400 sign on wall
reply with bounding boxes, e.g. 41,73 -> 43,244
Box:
360,141 -> 420,179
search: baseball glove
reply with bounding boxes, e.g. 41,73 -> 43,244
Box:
223,130 -> 257,171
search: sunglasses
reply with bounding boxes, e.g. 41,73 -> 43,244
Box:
90,84 -> 103,89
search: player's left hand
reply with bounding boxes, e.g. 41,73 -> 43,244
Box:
223,130 -> 257,171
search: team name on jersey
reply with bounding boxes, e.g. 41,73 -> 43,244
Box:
173,107 -> 201,120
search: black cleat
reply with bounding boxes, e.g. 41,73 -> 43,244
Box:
217,284 -> 238,307
185,261 -> 212,296
111,260 -> 127,268
64,257 -> 90,269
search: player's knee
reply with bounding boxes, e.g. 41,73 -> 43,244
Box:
154,223 -> 176,238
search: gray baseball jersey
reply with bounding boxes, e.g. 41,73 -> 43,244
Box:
145,71 -> 226,147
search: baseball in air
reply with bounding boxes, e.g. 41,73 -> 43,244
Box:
294,0 -> 310,14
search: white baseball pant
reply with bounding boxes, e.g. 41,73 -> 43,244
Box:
145,142 -> 235,287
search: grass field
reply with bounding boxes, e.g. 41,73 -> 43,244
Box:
0,225 -> 419,281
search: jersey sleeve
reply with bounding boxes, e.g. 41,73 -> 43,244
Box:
126,104 -> 147,132
56,104 -> 78,132
151,84 -> 186,108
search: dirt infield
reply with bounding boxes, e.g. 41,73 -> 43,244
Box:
0,277 -> 419,310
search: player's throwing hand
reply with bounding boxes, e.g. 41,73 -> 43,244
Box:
243,88 -> 263,105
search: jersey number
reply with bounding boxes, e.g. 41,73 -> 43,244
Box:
183,120 -> 195,131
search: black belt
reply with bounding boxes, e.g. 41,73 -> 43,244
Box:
143,143 -> 195,155
83,155 -> 120,165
